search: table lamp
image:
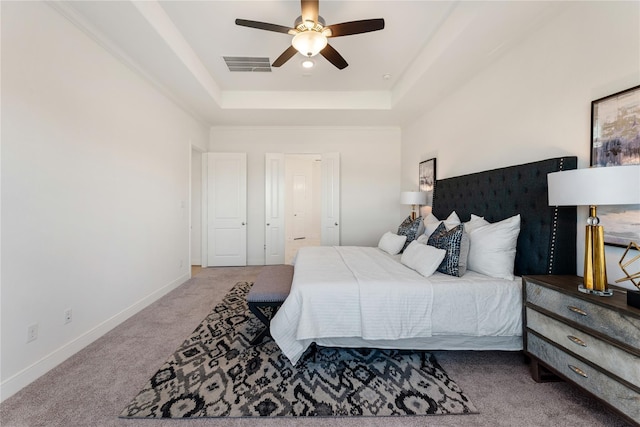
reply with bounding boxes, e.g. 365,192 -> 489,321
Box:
547,165 -> 640,296
400,191 -> 428,220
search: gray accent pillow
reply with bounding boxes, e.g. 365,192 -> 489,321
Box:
397,216 -> 424,252
427,222 -> 470,277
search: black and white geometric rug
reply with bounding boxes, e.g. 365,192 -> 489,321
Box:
120,281 -> 478,418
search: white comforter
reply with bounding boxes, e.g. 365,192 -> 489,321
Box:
270,246 -> 522,364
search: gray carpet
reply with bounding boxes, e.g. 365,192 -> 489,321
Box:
0,266 -> 633,426
120,281 -> 477,418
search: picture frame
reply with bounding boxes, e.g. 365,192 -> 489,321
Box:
590,85 -> 640,247
591,85 -> 640,167
419,158 -> 436,205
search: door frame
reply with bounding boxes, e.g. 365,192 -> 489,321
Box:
201,153 -> 208,267
189,144 -> 205,274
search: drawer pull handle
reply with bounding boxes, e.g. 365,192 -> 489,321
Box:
567,335 -> 587,347
567,306 -> 587,316
568,364 -> 588,378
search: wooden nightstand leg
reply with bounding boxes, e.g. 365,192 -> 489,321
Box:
530,359 -> 561,383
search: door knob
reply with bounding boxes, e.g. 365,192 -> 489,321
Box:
335,222 -> 339,226
266,223 -> 270,226
242,222 -> 246,226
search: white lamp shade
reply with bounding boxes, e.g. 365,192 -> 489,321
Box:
548,165 -> 640,206
400,191 -> 429,205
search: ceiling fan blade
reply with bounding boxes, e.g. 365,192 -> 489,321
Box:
272,46 -> 299,67
235,19 -> 294,34
326,19 -> 385,37
320,44 -> 348,70
301,0 -> 319,24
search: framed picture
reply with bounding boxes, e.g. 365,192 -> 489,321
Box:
590,85 -> 640,247
591,85 -> 640,167
419,158 -> 436,205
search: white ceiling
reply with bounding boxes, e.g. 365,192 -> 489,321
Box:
52,1 -> 567,127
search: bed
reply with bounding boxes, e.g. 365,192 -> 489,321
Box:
271,157 -> 578,365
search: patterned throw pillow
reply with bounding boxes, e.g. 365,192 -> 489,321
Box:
427,222 -> 469,277
397,216 -> 424,252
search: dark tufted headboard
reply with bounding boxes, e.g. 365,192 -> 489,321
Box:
432,157 -> 577,276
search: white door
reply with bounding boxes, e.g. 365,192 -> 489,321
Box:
265,153 -> 285,265
206,153 -> 247,266
321,152 -> 340,246
292,172 -> 308,239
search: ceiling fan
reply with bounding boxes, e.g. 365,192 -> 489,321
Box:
235,0 -> 385,70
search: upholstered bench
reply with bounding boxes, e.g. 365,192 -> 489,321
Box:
247,264 -> 293,345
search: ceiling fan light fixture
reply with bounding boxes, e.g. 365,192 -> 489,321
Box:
301,59 -> 315,68
235,1 -> 384,69
292,30 -> 327,57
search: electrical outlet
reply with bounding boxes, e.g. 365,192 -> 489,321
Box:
64,308 -> 72,324
27,323 -> 38,343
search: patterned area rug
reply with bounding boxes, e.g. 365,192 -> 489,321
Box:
120,281 -> 478,418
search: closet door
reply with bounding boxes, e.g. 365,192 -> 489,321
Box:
205,153 -> 247,266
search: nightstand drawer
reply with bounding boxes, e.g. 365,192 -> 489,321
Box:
527,333 -> 640,422
526,281 -> 640,347
527,308 -> 640,388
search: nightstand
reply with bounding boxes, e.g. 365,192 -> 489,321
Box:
523,275 -> 640,426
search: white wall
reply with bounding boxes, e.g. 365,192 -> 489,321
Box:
210,127 -> 404,265
1,1 -> 209,400
191,148 -> 202,266
401,1 -> 640,288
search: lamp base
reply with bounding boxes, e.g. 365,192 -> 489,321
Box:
578,285 -> 613,297
628,290 -> 640,309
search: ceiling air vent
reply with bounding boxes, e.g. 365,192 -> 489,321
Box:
223,56 -> 271,72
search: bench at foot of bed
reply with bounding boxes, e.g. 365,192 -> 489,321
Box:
247,264 -> 293,345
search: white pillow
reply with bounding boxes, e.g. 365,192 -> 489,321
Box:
401,241 -> 447,278
464,214 -> 489,233
467,214 -> 521,280
423,211 -> 461,237
378,232 -> 407,255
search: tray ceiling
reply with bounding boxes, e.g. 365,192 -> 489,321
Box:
51,1 -> 565,126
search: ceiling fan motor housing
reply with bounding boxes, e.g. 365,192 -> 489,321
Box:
294,15 -> 326,31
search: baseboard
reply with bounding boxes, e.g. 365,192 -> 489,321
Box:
0,272 -> 190,402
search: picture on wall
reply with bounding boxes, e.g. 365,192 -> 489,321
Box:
591,85 -> 640,167
590,85 -> 640,247
419,158 -> 436,208
419,158 -> 436,192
